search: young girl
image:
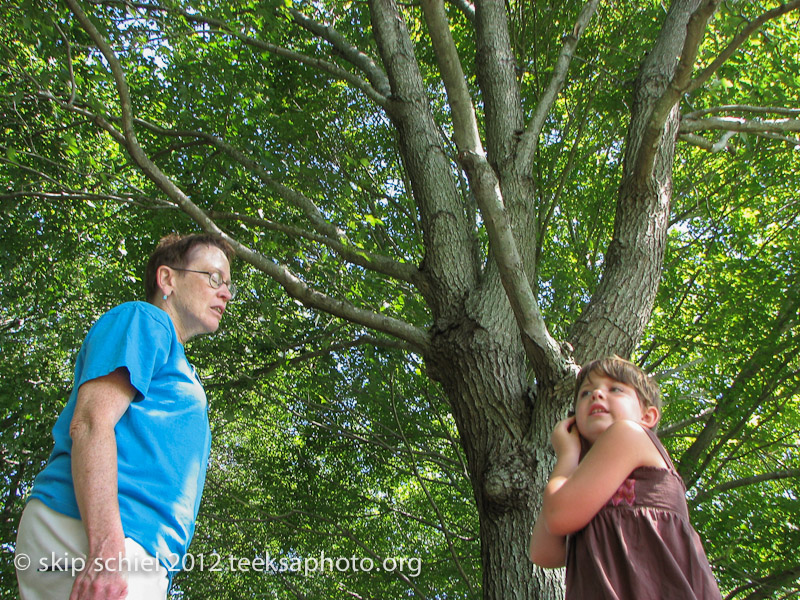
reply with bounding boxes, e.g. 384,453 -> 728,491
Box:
529,356 -> 721,599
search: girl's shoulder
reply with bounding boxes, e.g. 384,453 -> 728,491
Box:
600,420 -> 669,470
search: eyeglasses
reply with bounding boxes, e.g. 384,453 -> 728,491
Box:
170,268 -> 238,299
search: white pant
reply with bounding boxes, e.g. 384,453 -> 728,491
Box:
16,499 -> 169,599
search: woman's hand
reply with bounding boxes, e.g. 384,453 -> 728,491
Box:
69,557 -> 128,600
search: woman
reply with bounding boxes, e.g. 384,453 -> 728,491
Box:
16,233 -> 236,600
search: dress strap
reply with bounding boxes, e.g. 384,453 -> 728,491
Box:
643,426 -> 677,472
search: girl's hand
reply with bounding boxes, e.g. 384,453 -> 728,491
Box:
551,416 -> 581,461
542,420 -> 667,536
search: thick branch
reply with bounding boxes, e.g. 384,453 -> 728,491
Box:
634,0 -> 720,181
460,151 -> 568,383
420,0 -> 482,155
472,0 -> 522,164
570,0 -> 703,363
679,114 -> 800,150
369,0 -> 478,317
680,115 -> 800,134
422,0 -> 572,377
515,0 -> 600,169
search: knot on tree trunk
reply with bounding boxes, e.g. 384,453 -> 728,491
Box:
482,442 -> 536,513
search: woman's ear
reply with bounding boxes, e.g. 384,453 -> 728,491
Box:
156,265 -> 176,298
640,405 -> 660,429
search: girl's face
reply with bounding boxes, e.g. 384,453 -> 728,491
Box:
574,372 -> 659,445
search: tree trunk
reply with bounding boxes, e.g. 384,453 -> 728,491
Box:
426,297 -> 569,599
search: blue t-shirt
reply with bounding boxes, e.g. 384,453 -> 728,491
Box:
29,301 -> 212,573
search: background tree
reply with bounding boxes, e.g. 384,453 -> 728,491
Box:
1,0 -> 799,599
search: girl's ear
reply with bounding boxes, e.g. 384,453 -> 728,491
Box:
640,405 -> 660,429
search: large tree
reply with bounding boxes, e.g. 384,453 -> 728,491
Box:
2,0 -> 799,598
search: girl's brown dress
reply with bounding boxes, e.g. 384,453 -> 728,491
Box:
565,427 -> 722,599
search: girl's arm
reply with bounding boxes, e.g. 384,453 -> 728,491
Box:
529,416 -> 581,567
541,419 -> 665,536
529,511 -> 567,567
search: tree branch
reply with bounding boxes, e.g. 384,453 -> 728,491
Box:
206,334 -> 413,390
39,84 -> 422,285
677,291 -> 800,483
235,242 -> 433,352
570,0 -> 703,364
182,7 -> 389,108
633,0 -> 720,181
102,112 -> 422,285
678,131 -> 736,152
97,0 -> 390,108
686,1 -> 800,95
369,0 -> 478,315
420,0 -> 482,155
693,469 -> 800,504
681,115 -> 800,134
288,7 -> 391,97
63,0 -> 431,353
420,0 -> 572,380
209,210 -> 421,285
459,151 -> 568,383
515,0 -> 600,169
679,113 -> 800,150
684,104 -> 800,119
726,564 -> 800,600
53,21 -> 77,105
658,407 -> 715,437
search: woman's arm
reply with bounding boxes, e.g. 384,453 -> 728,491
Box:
542,419 -> 664,536
68,367 -> 136,600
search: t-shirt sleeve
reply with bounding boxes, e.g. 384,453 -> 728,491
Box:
75,305 -> 173,399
